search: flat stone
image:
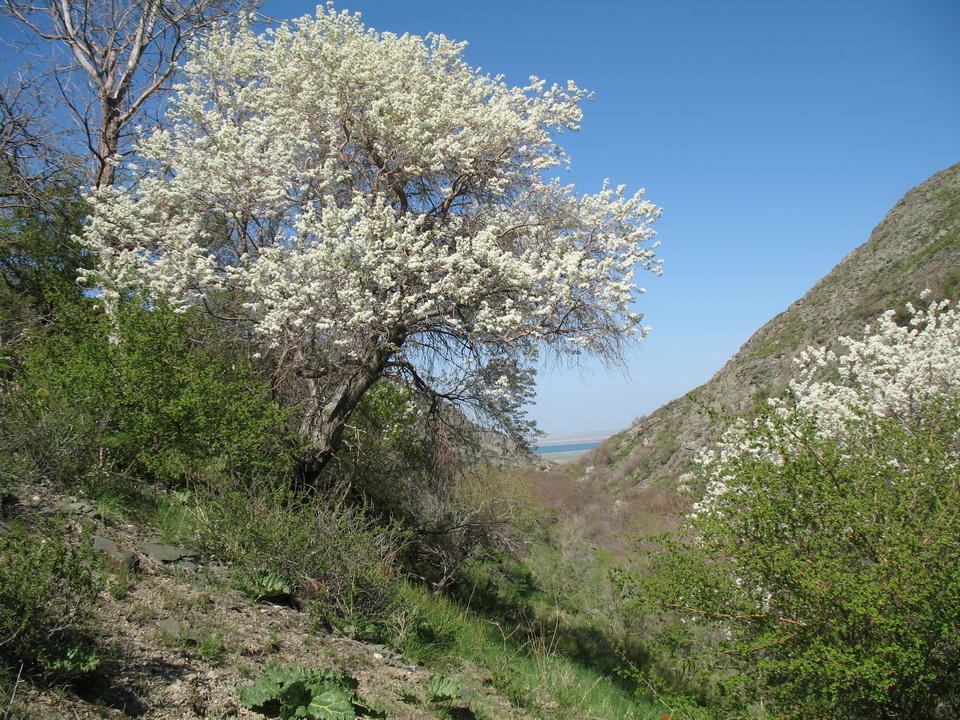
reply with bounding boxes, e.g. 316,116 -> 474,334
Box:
38,506 -> 56,518
154,619 -> 201,645
62,501 -> 99,518
93,536 -> 139,571
139,542 -> 199,564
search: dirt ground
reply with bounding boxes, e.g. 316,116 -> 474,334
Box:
3,487 -> 533,720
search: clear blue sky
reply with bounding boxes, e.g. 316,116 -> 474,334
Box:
259,0 -> 960,437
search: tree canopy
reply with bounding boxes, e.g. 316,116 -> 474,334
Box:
82,5 -> 662,471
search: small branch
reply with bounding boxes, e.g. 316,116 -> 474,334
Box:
661,601 -> 808,627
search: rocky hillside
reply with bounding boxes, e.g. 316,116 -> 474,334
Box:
589,161 -> 960,489
4,481 -> 540,720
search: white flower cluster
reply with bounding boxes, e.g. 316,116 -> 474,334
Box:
696,295 -> 960,514
791,294 -> 960,433
80,5 -> 662,365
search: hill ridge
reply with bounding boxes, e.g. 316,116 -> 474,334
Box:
590,161 -> 960,489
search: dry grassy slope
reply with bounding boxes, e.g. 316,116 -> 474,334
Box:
589,160 -> 960,490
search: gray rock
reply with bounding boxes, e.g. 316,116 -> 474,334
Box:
38,506 -> 56,518
206,563 -> 232,578
63,501 -> 98,516
155,619 -> 201,645
93,536 -> 139,571
139,542 -> 199,564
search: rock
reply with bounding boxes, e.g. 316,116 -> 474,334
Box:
63,501 -> 99,518
211,595 -> 243,611
93,536 -> 140,571
38,506 -> 57,518
155,619 -> 201,645
139,542 -> 199,564
0,521 -> 9,537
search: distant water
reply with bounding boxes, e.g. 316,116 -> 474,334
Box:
535,441 -> 601,456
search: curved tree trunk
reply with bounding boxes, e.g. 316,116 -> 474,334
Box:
294,329 -> 407,489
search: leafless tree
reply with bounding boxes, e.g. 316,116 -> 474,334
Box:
0,73 -> 76,207
2,0 -> 260,188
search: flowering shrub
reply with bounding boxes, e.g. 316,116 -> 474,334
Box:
619,296 -> 960,719
80,5 -> 662,470
696,292 -> 960,514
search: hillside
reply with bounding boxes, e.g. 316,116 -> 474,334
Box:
1,480 -> 542,720
588,161 -> 960,489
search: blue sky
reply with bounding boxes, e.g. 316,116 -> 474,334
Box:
258,0 -> 960,437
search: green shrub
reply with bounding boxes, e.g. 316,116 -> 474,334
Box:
336,382 -> 531,589
424,673 -> 461,705
0,520 -> 101,678
621,400 -> 960,719
198,484 -> 407,631
234,570 -> 294,605
388,585 -> 463,663
0,171 -> 91,337
0,297 -> 295,491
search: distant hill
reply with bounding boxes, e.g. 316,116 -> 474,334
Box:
587,161 -> 960,490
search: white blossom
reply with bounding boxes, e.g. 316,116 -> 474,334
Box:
80,4 -> 662,465
697,297 -> 960,512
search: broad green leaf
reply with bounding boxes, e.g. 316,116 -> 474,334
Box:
425,673 -> 461,704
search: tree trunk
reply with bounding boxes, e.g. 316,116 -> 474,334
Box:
96,97 -> 123,189
294,331 -> 406,490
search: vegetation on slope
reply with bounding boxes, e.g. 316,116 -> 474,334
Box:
588,160 -> 960,492
1,3 -> 958,716
0,175 -> 687,719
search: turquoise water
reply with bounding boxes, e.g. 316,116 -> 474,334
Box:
535,441 -> 600,455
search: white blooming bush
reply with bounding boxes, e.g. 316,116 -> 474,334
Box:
81,5 -> 662,470
617,297 -> 960,719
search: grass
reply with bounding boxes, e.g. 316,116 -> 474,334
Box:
388,568 -> 709,720
195,633 -> 228,664
0,425 -> 718,719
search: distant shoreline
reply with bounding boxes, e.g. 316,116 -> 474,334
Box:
535,430 -> 617,448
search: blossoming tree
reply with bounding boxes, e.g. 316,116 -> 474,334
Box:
619,296 -> 960,719
81,6 -> 662,473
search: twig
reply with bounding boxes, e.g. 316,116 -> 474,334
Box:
2,663 -> 24,720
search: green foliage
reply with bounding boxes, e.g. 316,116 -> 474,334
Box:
33,639 -> 100,677
235,571 -> 294,605
621,399 -> 960,719
0,520 -> 101,678
194,633 -> 227,664
388,581 -> 676,720
388,585 -> 465,664
0,171 -> 91,329
198,484 -> 406,630
341,382 -> 531,590
0,296 -> 294,490
237,665 -> 384,720
345,381 -> 432,479
424,674 -> 461,705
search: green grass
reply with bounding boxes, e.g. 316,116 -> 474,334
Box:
388,572 -> 711,720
